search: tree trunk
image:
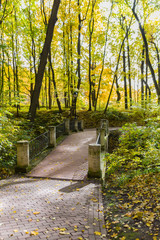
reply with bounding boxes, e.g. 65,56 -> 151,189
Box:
123,43 -> 128,109
127,35 -> 132,108
104,37 -> 126,113
115,74 -> 121,102
132,3 -> 160,104
77,0 -> 81,91
45,69 -> 48,108
141,45 -> 145,107
29,0 -> 61,121
94,0 -> 113,111
88,33 -> 92,111
8,55 -> 11,105
88,0 -> 96,111
48,50 -> 62,113
48,64 -> 52,109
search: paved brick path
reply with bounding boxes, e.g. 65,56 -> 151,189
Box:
27,130 -> 96,181
0,130 -> 107,240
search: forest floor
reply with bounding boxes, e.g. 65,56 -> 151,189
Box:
102,173 -> 160,240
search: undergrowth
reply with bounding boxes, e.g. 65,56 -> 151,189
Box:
105,121 -> 160,187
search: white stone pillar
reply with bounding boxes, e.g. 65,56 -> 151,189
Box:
88,144 -> 101,178
96,128 -> 100,139
49,126 -> 56,147
65,119 -> 70,135
17,140 -> 29,171
80,120 -> 84,131
100,128 -> 105,151
106,120 -> 109,135
75,119 -> 78,132
105,135 -> 109,152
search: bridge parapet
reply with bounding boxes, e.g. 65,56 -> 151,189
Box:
16,118 -> 84,172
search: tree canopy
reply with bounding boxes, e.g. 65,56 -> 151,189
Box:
1,0 -> 160,120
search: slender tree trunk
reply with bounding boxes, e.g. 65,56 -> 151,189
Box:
29,1 -> 37,77
77,0 -> 81,92
45,69 -> 48,108
88,32 -> 92,111
11,22 -> 16,102
15,10 -> 20,115
48,64 -> 52,109
67,31 -> 70,107
94,0 -> 113,111
29,56 -> 34,105
0,45 -> 4,105
127,35 -> 132,108
29,0 -> 61,121
123,43 -> 128,109
48,50 -> 62,113
104,37 -> 126,113
104,14 -> 133,113
151,42 -> 160,89
115,74 -> 121,102
132,3 -> 160,104
88,0 -> 96,111
41,85 -> 44,107
62,21 -> 68,108
8,55 -> 11,105
145,57 -> 148,106
141,45 -> 145,107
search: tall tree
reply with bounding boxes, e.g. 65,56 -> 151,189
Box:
128,0 -> 160,104
29,0 -> 61,121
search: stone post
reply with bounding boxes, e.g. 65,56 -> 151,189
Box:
49,126 -> 56,147
16,140 -> 29,172
106,120 -> 109,135
80,120 -> 84,131
101,119 -> 109,134
75,119 -> 78,132
65,119 -> 70,135
88,144 -> 101,178
105,135 -> 109,152
100,128 -> 105,151
96,128 -> 100,139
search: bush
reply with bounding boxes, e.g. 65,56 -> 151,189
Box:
0,109 -> 17,169
105,122 -> 160,186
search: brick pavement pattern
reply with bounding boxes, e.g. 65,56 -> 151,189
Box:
0,178 -> 106,240
0,129 -> 107,240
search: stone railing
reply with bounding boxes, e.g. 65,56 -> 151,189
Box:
16,119 -> 84,172
88,119 -> 109,179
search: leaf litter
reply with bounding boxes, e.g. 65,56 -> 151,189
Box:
103,172 -> 160,239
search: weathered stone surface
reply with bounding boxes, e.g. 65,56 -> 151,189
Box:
88,144 -> 101,178
17,141 -> 29,169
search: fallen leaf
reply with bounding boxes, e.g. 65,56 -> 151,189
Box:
33,212 -> 40,215
85,226 -> 90,229
94,231 -> 101,236
30,231 -> 39,236
59,232 -> 70,235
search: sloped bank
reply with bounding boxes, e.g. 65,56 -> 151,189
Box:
102,122 -> 160,240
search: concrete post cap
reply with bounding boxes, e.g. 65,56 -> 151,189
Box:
89,144 -> 101,147
48,126 -> 56,129
17,140 -> 29,144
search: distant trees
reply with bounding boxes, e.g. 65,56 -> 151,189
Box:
0,0 -> 160,120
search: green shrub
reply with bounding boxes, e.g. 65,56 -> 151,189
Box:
0,109 -> 17,168
105,122 -> 160,186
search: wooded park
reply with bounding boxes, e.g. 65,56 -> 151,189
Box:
0,0 -> 160,239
